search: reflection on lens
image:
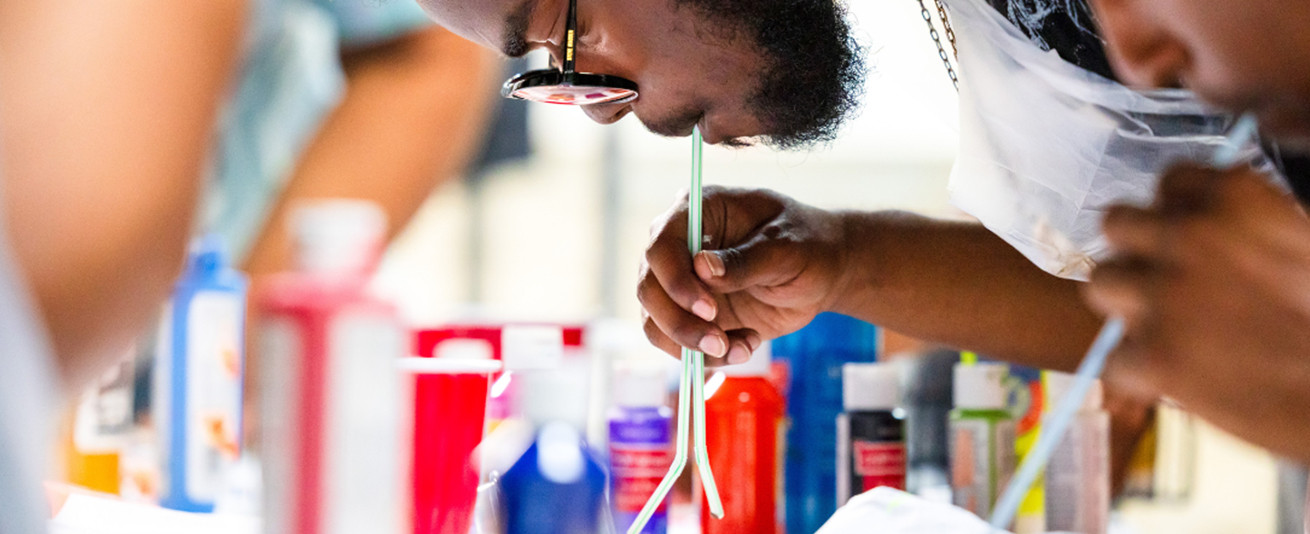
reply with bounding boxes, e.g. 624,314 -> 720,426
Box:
511,85 -> 637,105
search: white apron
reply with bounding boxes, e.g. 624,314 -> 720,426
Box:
945,0 -> 1275,280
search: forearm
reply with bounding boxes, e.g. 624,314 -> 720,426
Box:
832,210 -> 1102,371
0,0 -> 246,388
242,26 -> 499,277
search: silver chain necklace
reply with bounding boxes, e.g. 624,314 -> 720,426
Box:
917,0 -> 960,92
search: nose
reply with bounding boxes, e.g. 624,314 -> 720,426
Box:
1089,0 -> 1189,88
582,101 -> 632,125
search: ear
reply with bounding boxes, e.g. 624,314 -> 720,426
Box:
1087,0 -> 1189,89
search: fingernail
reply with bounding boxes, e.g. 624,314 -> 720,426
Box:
692,299 -> 716,322
745,331 -> 763,352
698,334 -> 727,357
702,251 -> 726,277
727,344 -> 750,365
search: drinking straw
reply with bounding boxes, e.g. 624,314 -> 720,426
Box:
987,114 -> 1259,531
627,127 -> 724,534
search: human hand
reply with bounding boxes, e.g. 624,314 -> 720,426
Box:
1085,163 -> 1310,461
638,187 -> 852,365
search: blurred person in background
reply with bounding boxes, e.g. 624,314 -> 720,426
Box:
194,0 -> 500,440
0,1 -> 247,530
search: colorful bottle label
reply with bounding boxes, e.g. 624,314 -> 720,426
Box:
837,411 -> 905,504
610,411 -> 672,534
950,417 -> 1016,518
851,441 -> 907,490
184,291 -> 243,500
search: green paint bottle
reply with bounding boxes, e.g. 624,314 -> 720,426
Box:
949,361 -> 1016,520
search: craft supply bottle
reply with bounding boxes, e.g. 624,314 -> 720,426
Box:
500,368 -> 606,534
257,200 -> 405,534
1043,372 -> 1109,534
771,313 -> 879,534
156,235 -> 248,512
608,363 -> 673,534
703,343 -> 785,534
836,362 -> 905,504
949,362 -> 1016,519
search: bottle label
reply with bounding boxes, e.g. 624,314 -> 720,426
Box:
852,440 -> 907,491
184,291 -> 243,500
610,443 -> 672,513
950,418 -> 1017,518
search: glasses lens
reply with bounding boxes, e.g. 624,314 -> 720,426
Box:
503,69 -> 638,105
509,84 -> 637,105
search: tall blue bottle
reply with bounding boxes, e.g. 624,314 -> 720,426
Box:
156,235 -> 248,512
771,312 -> 879,534
500,368 -> 606,534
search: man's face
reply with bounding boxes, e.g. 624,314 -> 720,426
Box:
416,0 -> 861,147
1088,0 -> 1310,144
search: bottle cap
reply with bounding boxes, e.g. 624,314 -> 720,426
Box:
501,325 -> 565,371
290,199 -> 387,276
953,362 -> 1009,410
186,234 -> 229,276
516,368 -> 590,429
1044,371 -> 1103,411
842,362 -> 901,411
612,360 -> 670,408
434,338 -> 495,361
720,341 -> 772,377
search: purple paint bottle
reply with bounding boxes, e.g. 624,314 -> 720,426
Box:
608,363 -> 673,534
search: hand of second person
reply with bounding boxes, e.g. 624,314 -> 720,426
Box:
1085,163 -> 1310,462
638,187 -> 852,365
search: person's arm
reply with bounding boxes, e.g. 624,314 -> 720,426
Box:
638,187 -> 1102,371
242,26 -> 500,278
832,210 -> 1103,370
0,0 -> 246,389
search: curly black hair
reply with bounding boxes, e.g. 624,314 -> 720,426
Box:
675,0 -> 866,149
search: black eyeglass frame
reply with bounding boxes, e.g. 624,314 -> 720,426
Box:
500,0 -> 639,105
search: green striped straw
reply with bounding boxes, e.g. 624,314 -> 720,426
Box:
627,127 -> 724,534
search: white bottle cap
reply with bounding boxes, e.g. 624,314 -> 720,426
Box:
291,199 -> 387,275
501,325 -> 564,371
516,368 -> 590,429
842,362 -> 901,411
434,338 -> 494,361
953,362 -> 1009,410
720,341 -> 772,377
612,361 -> 670,408
1044,371 -> 1103,411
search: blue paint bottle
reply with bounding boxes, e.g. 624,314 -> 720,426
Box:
772,313 -> 879,534
155,235 -> 247,512
501,368 -> 606,534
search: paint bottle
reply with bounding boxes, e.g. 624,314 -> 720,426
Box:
771,313 -> 879,534
949,362 -> 1015,519
836,362 -> 905,504
1006,363 -> 1046,534
608,362 -> 674,534
703,343 -> 785,534
500,367 -> 606,534
1043,372 -> 1109,534
63,356 -> 135,495
155,235 -> 247,512
257,200 -> 405,534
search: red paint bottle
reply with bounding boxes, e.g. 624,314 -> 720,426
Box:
702,344 -> 785,534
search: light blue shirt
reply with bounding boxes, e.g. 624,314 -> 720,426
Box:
0,173 -> 59,534
203,0 -> 432,259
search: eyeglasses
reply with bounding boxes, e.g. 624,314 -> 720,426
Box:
501,0 -> 639,105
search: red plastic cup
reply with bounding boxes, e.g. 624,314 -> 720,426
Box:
399,355 -> 501,534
